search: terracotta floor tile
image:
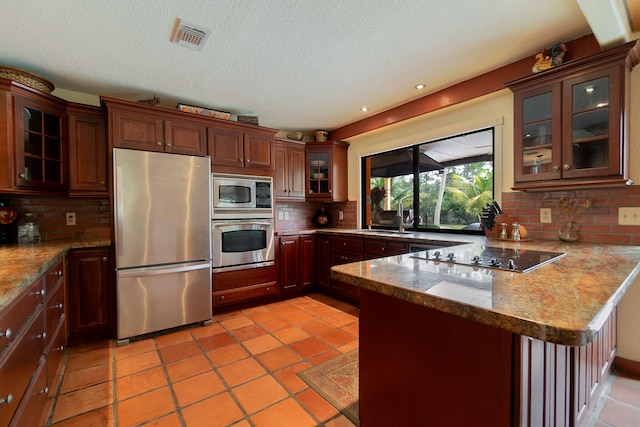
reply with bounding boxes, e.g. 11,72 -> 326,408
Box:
337,340 -> 359,353
250,397 -> 317,427
117,387 -> 175,427
142,412 -> 182,426
66,340 -> 111,355
230,323 -> 268,341
230,421 -> 252,427
273,361 -> 312,394
173,370 -> 226,407
324,414 -> 358,427
270,304 -> 304,317
52,382 -> 113,423
341,321 -> 359,337
158,340 -> 201,363
272,326 -> 311,344
245,309 -> 277,323
65,348 -> 112,372
297,388 -> 340,421
207,343 -> 249,367
597,398 -> 640,426
182,392 -> 244,427
256,316 -> 291,332
309,305 -> 341,318
197,331 -> 237,351
213,310 -> 243,321
114,339 -> 156,360
289,337 -> 331,359
324,312 -> 358,328
221,315 -> 255,331
318,328 -> 357,348
300,319 -> 334,335
241,305 -> 269,314
154,329 -> 194,348
50,405 -> 113,427
283,311 -> 316,325
609,379 -> 640,408
309,349 -> 340,365
116,366 -> 168,401
243,334 -> 282,355
233,375 -> 288,414
218,357 -> 266,387
115,350 -> 161,378
190,321 -> 225,339
60,362 -> 112,393
165,354 -> 212,383
256,346 -> 302,372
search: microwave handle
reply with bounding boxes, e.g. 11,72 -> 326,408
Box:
213,221 -> 273,230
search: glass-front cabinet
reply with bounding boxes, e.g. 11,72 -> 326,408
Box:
305,141 -> 349,202
307,149 -> 331,197
14,95 -> 67,190
509,44 -> 631,190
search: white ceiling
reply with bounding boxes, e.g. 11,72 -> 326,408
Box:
0,1 -> 596,134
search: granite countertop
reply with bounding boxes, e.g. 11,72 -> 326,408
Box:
331,237 -> 640,346
0,240 -> 111,311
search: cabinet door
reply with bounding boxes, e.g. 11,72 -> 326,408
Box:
14,96 -> 67,190
279,236 -> 299,293
316,235 -> 330,290
68,248 -> 113,344
208,127 -> 244,168
307,147 -> 332,199
513,83 -> 562,183
274,143 -> 288,198
561,64 -> 623,179
288,145 -> 306,198
244,132 -> 273,170
164,119 -> 207,156
299,235 -> 315,287
68,108 -> 107,193
111,109 -> 164,152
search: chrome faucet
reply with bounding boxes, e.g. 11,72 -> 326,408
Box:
397,197 -> 408,233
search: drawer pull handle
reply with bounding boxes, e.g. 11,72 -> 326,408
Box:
165,143 -> 172,147
0,328 -> 12,340
157,141 -> 163,146
102,257 -> 107,261
220,295 -> 225,300
36,289 -> 46,297
38,332 -> 47,340
57,345 -> 65,352
55,270 -> 62,276
0,393 -> 13,405
55,303 -> 63,310
38,387 -> 49,395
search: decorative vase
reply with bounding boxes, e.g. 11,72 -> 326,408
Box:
558,221 -> 579,242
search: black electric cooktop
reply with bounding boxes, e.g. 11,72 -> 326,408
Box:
410,245 -> 566,273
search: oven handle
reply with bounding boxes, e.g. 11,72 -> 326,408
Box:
212,221 -> 273,230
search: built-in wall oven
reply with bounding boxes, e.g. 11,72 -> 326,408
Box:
211,173 -> 274,272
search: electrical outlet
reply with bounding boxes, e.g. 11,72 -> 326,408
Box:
278,211 -> 283,220
284,211 -> 289,220
619,207 -> 640,225
540,208 -> 552,224
339,211 -> 344,220
66,212 -> 76,226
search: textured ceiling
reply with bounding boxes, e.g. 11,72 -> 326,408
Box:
0,1 -> 592,134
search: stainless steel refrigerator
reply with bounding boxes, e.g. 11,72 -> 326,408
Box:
113,148 -> 212,343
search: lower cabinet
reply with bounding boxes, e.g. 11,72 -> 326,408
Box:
277,235 -> 315,294
0,257 -> 67,427
213,265 -> 277,307
67,247 -> 114,345
517,308 -> 617,427
329,236 -> 364,302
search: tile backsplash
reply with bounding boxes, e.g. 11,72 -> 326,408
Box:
275,200 -> 357,232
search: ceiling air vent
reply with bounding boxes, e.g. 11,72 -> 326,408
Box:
172,19 -> 212,52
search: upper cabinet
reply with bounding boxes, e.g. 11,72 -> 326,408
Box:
274,138 -> 305,200
306,140 -> 349,201
0,80 -> 68,194
103,97 -> 207,156
508,43 -> 636,190
208,126 -> 275,173
67,104 -> 107,195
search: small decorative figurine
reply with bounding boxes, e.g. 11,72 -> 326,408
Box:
532,43 -> 567,73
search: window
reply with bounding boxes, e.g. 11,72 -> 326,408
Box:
362,128 -> 494,234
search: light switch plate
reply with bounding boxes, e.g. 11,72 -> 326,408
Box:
540,208 -> 552,224
66,212 -> 76,226
619,207 -> 640,225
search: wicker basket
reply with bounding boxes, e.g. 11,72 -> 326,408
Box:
0,66 -> 55,94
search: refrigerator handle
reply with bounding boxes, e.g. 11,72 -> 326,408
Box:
115,166 -> 125,257
117,261 -> 212,278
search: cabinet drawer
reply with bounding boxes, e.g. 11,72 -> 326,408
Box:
9,356 -> 49,427
44,258 -> 64,293
0,308 -> 45,427
364,239 -> 409,257
47,318 -> 66,390
213,282 -> 277,306
213,265 -> 276,292
44,282 -> 65,351
0,280 -> 44,354
330,236 -> 364,253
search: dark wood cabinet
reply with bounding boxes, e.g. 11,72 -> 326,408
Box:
299,235 -> 315,288
363,238 -> 409,259
277,234 -> 315,294
329,236 -> 363,302
274,139 -> 306,200
67,104 -> 107,195
208,127 -> 275,173
508,43 -> 632,190
67,247 -> 113,345
0,79 -> 68,194
103,97 -> 207,156
315,235 -> 330,290
306,141 -> 349,201
212,265 -> 277,307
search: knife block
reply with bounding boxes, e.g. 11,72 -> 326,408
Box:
484,213 -> 513,239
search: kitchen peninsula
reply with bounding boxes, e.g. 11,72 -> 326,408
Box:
331,238 -> 640,426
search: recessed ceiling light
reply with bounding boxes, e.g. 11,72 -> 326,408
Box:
415,84 -> 425,90
361,107 -> 369,112
585,87 -> 595,93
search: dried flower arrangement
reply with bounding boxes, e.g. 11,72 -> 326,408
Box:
370,187 -> 387,208
556,198 -> 592,222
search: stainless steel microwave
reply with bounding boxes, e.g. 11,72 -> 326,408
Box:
211,173 -> 273,219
